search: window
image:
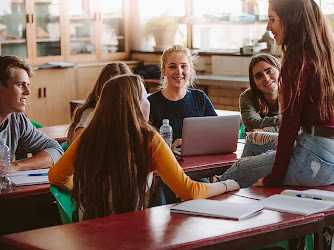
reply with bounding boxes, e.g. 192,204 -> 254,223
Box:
139,0 -> 334,52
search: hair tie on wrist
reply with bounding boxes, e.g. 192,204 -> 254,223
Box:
221,181 -> 228,192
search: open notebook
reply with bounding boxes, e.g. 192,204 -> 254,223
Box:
257,189 -> 334,215
171,199 -> 263,220
9,169 -> 49,186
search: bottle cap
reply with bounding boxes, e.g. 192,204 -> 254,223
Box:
162,119 -> 169,125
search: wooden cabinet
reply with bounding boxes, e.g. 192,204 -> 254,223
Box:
0,0 -> 129,65
25,67 -> 76,126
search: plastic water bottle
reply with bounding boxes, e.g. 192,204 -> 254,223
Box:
0,138 -> 11,190
159,119 -> 173,148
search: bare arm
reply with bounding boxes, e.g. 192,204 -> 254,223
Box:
207,180 -> 240,198
11,151 -> 53,173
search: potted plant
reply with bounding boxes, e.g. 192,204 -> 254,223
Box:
144,14 -> 179,51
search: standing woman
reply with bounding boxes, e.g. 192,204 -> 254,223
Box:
67,62 -> 132,146
221,0 -> 334,188
48,75 -> 239,221
240,54 -> 281,157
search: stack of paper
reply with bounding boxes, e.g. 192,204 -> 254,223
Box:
171,199 -> 263,220
9,169 -> 49,186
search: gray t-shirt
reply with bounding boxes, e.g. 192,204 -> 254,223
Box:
0,113 -> 63,163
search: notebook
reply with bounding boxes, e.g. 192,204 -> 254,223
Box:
173,115 -> 240,156
9,169 -> 50,186
257,189 -> 334,215
171,199 -> 263,220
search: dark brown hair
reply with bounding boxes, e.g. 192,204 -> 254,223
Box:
269,0 -> 334,119
72,74 -> 155,220
67,62 -> 133,145
248,54 -> 281,116
0,55 -> 33,87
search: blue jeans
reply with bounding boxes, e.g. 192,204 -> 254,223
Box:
241,140 -> 277,157
221,132 -> 334,188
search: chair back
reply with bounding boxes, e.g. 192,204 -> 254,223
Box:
49,185 -> 75,224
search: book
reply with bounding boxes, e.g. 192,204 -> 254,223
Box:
258,189 -> 334,215
170,199 -> 263,220
9,169 -> 49,186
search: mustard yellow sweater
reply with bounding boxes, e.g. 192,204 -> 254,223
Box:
48,133 -> 209,200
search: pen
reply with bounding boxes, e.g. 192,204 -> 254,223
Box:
214,175 -> 222,182
28,173 -> 48,176
296,194 -> 323,200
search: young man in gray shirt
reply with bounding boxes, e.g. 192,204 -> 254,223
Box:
0,55 -> 63,173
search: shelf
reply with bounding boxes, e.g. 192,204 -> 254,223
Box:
36,38 -> 60,43
0,39 -> 26,44
102,15 -> 124,19
69,16 -> 94,20
71,37 -> 93,42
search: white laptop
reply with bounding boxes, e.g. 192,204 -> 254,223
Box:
173,115 -> 240,156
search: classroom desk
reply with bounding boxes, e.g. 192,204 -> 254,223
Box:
0,194 -> 323,250
38,124 -> 69,143
0,184 -> 60,236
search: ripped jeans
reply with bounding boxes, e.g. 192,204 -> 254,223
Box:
221,132 -> 334,188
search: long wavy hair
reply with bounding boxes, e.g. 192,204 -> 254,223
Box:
67,62 -> 133,145
269,0 -> 334,119
248,54 -> 281,116
72,74 -> 155,221
159,44 -> 198,89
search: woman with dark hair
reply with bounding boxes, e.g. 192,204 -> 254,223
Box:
67,62 -> 132,146
221,0 -> 334,189
239,54 -> 281,157
49,74 -> 239,221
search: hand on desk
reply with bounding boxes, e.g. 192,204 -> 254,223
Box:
223,179 -> 241,192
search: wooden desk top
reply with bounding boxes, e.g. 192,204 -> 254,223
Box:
38,124 -> 69,143
0,194 -> 323,250
0,183 -> 50,200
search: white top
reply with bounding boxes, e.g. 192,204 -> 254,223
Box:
75,108 -> 94,131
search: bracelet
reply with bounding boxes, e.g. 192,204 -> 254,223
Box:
221,181 -> 228,192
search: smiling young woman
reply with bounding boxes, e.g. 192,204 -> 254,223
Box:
220,0 -> 334,191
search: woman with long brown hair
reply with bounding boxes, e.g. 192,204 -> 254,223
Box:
49,74 -> 239,221
67,62 -> 132,146
221,0 -> 334,188
240,54 -> 281,157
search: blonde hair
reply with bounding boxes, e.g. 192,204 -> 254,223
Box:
159,44 -> 198,89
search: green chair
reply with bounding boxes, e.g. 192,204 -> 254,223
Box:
30,120 -> 43,129
49,185 -> 75,224
60,141 -> 68,152
239,124 -> 246,139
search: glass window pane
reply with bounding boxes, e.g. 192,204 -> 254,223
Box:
35,0 -> 61,57
70,20 -> 94,55
101,0 -> 124,55
139,0 -> 185,51
102,18 -> 124,54
0,0 -> 27,58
